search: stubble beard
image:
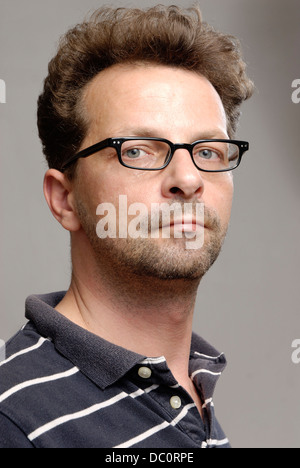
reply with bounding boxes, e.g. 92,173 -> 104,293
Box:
75,200 -> 228,283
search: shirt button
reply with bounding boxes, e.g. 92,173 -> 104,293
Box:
138,367 -> 152,379
170,396 -> 182,410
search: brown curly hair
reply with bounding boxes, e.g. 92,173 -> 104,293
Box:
37,5 -> 254,176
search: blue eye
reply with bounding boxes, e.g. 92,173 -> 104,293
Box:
199,149 -> 218,160
125,148 -> 147,159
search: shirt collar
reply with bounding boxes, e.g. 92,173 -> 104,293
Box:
25,292 -> 226,392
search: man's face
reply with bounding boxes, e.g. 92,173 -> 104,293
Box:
72,63 -> 234,281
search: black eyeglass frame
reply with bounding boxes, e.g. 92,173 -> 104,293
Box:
61,137 -> 249,172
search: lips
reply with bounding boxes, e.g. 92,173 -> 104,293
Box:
147,202 -> 208,234
169,217 -> 204,232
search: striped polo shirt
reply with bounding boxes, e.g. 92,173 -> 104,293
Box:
0,292 -> 230,448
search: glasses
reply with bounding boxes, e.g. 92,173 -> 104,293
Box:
61,137 -> 249,172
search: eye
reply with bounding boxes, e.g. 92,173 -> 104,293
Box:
124,148 -> 148,159
198,149 -> 219,160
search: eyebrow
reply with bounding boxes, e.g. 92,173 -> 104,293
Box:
111,127 -> 229,141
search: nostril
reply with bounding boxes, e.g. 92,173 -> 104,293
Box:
170,187 -> 180,194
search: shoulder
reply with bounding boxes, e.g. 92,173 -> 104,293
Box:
0,323 -> 72,389
0,324 -> 79,447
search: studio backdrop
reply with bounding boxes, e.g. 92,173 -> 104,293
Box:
0,0 -> 299,448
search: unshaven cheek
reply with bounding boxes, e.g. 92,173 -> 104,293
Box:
204,174 -> 233,226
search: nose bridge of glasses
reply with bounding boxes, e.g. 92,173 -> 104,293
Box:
168,142 -> 199,168
165,142 -> 201,172
171,142 -> 195,159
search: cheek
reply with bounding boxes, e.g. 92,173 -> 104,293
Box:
75,161 -> 153,218
205,175 -> 234,223
76,160 -> 118,205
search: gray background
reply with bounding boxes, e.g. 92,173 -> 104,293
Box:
0,0 -> 299,448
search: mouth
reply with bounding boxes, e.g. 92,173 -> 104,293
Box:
147,202 -> 208,237
161,217 -> 205,234
170,218 -> 204,232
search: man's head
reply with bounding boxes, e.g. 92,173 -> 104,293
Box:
38,5 -> 253,176
40,5 -> 253,285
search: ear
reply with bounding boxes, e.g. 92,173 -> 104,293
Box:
43,169 -> 81,232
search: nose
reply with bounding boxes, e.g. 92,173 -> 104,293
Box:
161,148 -> 204,200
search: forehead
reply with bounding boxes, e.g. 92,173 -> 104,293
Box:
82,63 -> 227,138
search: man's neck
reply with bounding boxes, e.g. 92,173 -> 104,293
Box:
56,262 -> 200,388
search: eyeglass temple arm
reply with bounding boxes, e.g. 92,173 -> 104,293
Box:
61,138 -> 113,171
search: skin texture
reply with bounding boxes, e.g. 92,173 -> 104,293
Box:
43,63 -> 234,415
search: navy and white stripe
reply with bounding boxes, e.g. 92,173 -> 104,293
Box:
0,292 -> 230,448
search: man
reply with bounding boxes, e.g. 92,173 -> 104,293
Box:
0,5 -> 253,448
